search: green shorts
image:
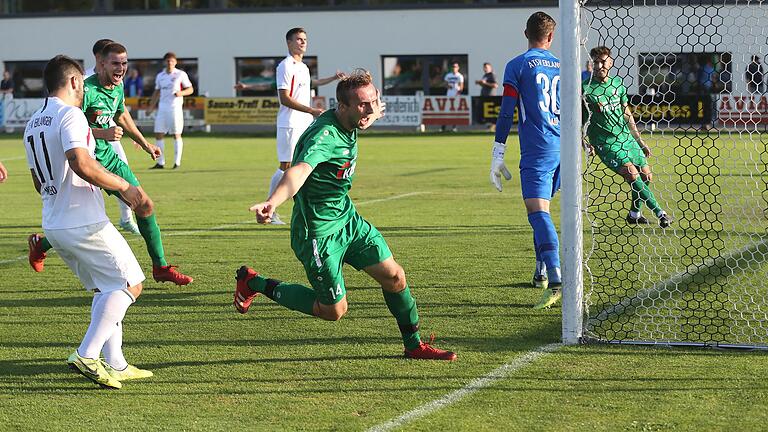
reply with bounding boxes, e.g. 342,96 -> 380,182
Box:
594,142 -> 647,174
101,158 -> 140,197
291,212 -> 392,305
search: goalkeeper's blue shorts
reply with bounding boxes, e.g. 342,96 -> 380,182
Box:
519,162 -> 561,200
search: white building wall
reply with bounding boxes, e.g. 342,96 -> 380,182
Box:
0,7 -> 557,99
0,5 -> 761,96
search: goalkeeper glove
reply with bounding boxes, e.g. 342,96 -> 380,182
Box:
490,141 -> 512,192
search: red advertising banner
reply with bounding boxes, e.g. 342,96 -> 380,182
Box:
421,96 -> 471,126
718,94 -> 768,126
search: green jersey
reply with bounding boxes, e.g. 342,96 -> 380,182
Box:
82,74 -> 125,169
291,110 -> 358,238
582,76 -> 633,148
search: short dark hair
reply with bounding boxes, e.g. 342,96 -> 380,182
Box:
163,52 -> 177,61
286,27 -> 306,41
483,62 -> 491,67
526,11 -> 556,42
336,69 -> 372,106
590,46 -> 611,59
100,42 -> 127,58
92,39 -> 113,56
44,55 -> 84,93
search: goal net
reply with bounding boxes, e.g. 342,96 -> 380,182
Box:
568,0 -> 768,348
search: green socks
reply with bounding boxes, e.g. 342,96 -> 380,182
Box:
247,276 -> 316,316
631,178 -> 663,217
40,236 -> 53,252
135,214 -> 167,267
383,285 -> 422,350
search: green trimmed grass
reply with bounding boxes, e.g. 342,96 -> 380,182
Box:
0,132 -> 766,431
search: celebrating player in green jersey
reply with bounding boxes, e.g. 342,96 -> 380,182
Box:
28,42 -> 193,285
582,46 -> 670,228
234,70 -> 456,361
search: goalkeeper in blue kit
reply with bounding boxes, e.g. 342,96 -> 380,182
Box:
490,11 -> 562,309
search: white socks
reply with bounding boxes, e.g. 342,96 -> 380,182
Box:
174,137 -> 183,166
156,139 -> 166,166
102,320 -> 128,370
78,290 -> 134,361
269,168 -> 285,198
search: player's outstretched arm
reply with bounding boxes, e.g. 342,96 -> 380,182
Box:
0,161 -> 7,183
116,111 -> 161,160
313,70 -> 346,87
249,162 -> 314,224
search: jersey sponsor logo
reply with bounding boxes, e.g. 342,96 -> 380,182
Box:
336,160 -> 356,180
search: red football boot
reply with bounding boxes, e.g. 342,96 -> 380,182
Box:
152,265 -> 193,285
28,233 -> 47,273
404,335 -> 457,361
234,266 -> 260,314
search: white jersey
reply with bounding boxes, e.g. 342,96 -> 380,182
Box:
155,68 -> 192,111
23,97 -> 108,230
84,67 -> 95,78
444,72 -> 464,97
276,55 -> 313,129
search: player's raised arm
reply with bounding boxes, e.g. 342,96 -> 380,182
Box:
312,70 -> 345,87
250,162 -> 313,224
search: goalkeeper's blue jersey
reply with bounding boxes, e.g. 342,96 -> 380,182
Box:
503,48 -> 561,166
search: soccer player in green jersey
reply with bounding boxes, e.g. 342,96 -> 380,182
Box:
234,70 -> 456,361
582,46 -> 671,228
27,42 -> 194,285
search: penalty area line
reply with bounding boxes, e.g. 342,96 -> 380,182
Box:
367,342 -> 562,432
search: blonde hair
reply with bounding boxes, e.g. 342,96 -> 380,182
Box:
336,69 -> 372,106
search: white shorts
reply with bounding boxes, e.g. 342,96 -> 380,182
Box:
44,221 -> 145,293
276,126 -> 304,163
154,109 -> 184,135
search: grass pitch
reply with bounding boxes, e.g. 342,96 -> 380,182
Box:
0,132 -> 766,431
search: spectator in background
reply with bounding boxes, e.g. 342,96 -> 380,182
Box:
124,68 -> 143,97
698,58 -> 715,92
476,62 -> 498,96
746,55 -> 765,94
581,60 -> 593,82
0,70 -> 14,97
443,62 -> 464,132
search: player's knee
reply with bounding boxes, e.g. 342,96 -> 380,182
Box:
642,172 -> 652,183
621,171 -> 639,183
382,265 -> 407,293
318,302 -> 347,321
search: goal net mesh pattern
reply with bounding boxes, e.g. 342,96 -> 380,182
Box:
579,0 -> 768,347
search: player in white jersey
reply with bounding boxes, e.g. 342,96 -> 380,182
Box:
235,27 -> 343,224
88,38 -> 140,234
24,55 -> 152,389
442,62 -> 465,132
147,52 -> 194,169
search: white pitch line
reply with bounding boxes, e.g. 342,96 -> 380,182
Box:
0,156 -> 25,162
367,343 -> 562,432
356,191 -> 428,206
1,191 -> 428,261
